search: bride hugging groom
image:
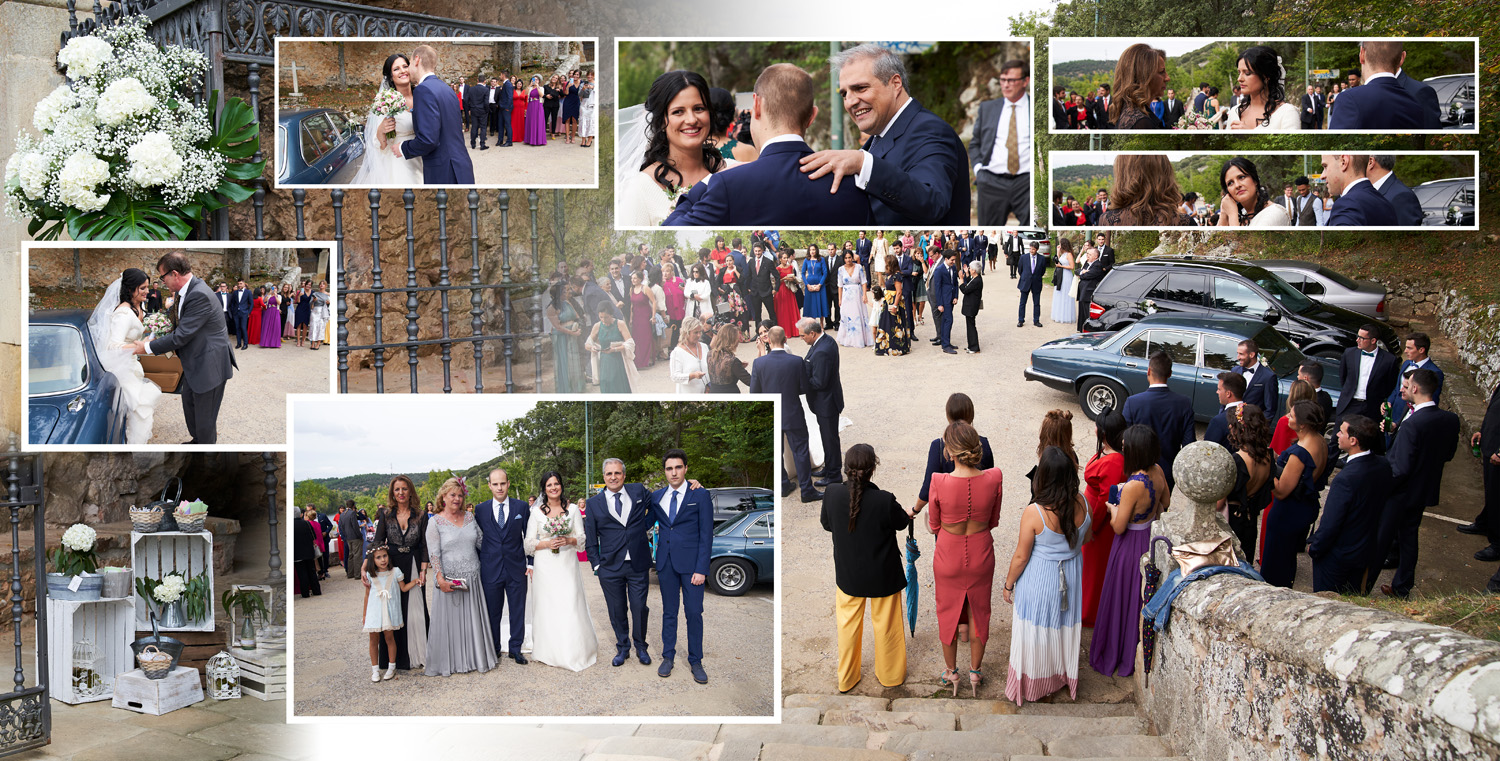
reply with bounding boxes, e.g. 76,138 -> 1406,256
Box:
351,44 -> 475,186
90,252 -> 236,444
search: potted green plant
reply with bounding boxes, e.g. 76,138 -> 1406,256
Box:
222,589 -> 269,650
47,523 -> 102,601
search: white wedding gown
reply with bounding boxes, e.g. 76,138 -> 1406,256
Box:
523,504 -> 598,671
105,305 -> 162,444
1226,101 -> 1302,131
353,109 -> 424,186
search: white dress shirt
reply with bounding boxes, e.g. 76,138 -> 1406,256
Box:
1354,350 -> 1376,399
976,93 -> 1032,177
855,96 -> 917,189
603,486 -> 633,560
662,482 -> 690,524
1346,450 -> 1371,464
144,274 -> 194,356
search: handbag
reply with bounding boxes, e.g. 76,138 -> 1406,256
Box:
1170,535 -> 1237,575
145,477 -> 183,532
1067,271 -> 1081,299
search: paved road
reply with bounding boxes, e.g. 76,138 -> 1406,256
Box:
150,336 -> 330,445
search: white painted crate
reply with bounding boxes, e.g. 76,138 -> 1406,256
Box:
130,531 -> 215,632
112,666 -> 204,715
43,597 -> 134,704
235,648 -> 286,701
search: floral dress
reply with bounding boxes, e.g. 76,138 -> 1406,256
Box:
874,275 -> 909,356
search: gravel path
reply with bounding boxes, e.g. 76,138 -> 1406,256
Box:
343,133 -> 596,187
149,337 -> 331,445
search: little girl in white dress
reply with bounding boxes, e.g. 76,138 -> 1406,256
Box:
363,545 -> 419,682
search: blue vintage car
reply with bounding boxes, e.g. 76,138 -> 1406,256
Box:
276,108 -> 364,185
1024,315 -> 1340,422
708,507 -> 774,597
29,310 -> 127,445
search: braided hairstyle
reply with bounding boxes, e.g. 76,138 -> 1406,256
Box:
843,444 -> 878,531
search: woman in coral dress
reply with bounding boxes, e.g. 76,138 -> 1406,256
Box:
773,252 -> 801,338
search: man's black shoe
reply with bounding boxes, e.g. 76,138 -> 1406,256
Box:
1476,546 -> 1500,562
1034,321 -> 1044,328
801,490 -> 824,503
612,652 -> 626,667
511,653 -> 528,665
782,482 -> 795,498
943,347 -> 957,354
1016,321 -> 1025,328
1458,522 -> 1486,536
815,477 -> 842,487
1382,554 -> 1399,570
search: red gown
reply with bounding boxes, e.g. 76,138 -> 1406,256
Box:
248,296 -> 264,345
1081,451 -> 1125,627
928,468 -> 1004,643
512,88 -> 527,141
774,264 -> 801,337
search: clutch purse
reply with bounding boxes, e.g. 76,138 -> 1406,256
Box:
1170,536 -> 1236,575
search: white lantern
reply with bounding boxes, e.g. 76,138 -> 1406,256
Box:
206,651 -> 241,700
71,640 -> 107,699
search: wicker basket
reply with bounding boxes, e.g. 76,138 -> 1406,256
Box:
137,645 -> 173,680
129,506 -> 163,533
174,510 -> 206,533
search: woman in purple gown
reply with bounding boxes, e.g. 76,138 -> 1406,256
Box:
259,290 -> 283,349
1088,424 -> 1169,678
524,76 -> 548,146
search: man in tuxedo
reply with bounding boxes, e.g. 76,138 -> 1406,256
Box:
229,280 -> 252,350
798,319 -> 844,487
1204,371 -> 1247,449
495,72 -> 514,146
650,449 -> 714,684
1291,177 -> 1320,227
1301,84 -> 1320,130
1367,155 -> 1423,226
958,260 -> 983,354
1006,228 -> 1024,278
584,458 -> 656,667
1309,415 -> 1393,594
1336,324 -> 1401,442
1091,233 -> 1116,273
336,500 -> 364,579
1328,41 -> 1424,130
969,59 -> 1032,226
667,64 -> 873,226
1298,361 -> 1336,426
463,77 -> 490,149
751,327 -> 820,501
801,44 -> 970,226
132,252 -> 236,444
929,250 -> 959,354
215,283 -> 235,344
1052,85 -> 1072,130
1123,351 -> 1198,486
745,242 -> 778,326
1469,383 -> 1500,573
1161,88 -> 1184,128
1015,241 -> 1046,328
1373,369 -> 1458,598
1235,339 -> 1279,419
475,468 -> 531,664
1322,154 -> 1397,226
485,77 -> 500,135
897,241 -> 920,335
1084,189 -> 1108,226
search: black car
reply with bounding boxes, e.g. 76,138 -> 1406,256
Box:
1424,74 -> 1475,129
1081,257 -> 1399,358
708,487 -> 773,526
1413,177 -> 1476,227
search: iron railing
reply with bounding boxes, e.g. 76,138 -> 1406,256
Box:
1,443 -> 47,758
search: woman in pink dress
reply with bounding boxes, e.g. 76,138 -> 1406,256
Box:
660,263 -> 686,352
524,76 -> 548,146
628,271 -> 656,369
773,251 -> 801,338
259,290 -> 283,348
512,83 -> 527,142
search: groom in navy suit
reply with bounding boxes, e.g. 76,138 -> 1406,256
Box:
1015,241 -> 1046,328
1322,154 -> 1396,227
584,459 -> 656,667
396,44 -> 476,185
664,64 -> 872,227
649,449 -> 713,684
475,468 -> 531,664
1327,41 -> 1424,130
930,250 -> 959,353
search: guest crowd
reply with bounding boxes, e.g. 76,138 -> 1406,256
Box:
208,278 -> 331,352
456,68 -> 597,150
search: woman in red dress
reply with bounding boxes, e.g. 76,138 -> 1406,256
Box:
247,287 -> 264,345
923,421 -> 1003,696
512,84 -> 527,144
773,250 -> 801,338
1081,408 -> 1127,627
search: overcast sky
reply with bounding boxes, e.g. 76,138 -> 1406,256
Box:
1051,37 -> 1221,64
1050,151 -> 1200,170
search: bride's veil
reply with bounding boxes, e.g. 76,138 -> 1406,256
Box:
85,278 -> 143,412
616,103 -> 650,184
350,79 -> 400,186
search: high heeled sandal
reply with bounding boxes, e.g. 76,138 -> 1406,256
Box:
939,668 -> 960,697
969,669 -> 982,697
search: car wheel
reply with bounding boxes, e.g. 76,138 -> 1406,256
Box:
709,558 -> 754,596
1078,377 -> 1127,421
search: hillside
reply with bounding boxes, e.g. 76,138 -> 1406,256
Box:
303,452 -> 510,495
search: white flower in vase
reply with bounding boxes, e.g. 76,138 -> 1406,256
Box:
56,35 -> 112,79
57,151 -> 109,212
96,77 -> 157,126
154,574 -> 186,603
126,132 -> 182,186
61,523 -> 96,552
33,86 -> 78,133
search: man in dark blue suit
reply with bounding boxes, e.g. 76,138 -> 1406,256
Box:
1469,382 -> 1500,575
799,319 -> 845,487
854,231 -> 872,277
897,241 -> 920,336
1204,371 -> 1247,449
229,280 -> 252,351
584,458 -> 656,667
929,250 -> 959,353
463,78 -> 490,149
1123,352 -> 1198,486
1309,415 -> 1393,594
750,327 -> 821,502
972,230 -> 989,272
649,449 -> 714,684
1015,241 -> 1046,328
1235,339 -> 1279,420
474,469 -> 531,663
666,64 -> 873,227
1387,332 -> 1444,430
1373,369 -> 1458,598
800,44 -> 970,226
1368,156 -> 1424,227
1394,69 -> 1442,130
1321,154 -> 1397,227
495,72 -> 515,147
1327,42 -> 1424,130
396,45 -> 476,185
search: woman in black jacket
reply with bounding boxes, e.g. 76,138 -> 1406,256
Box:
821,444 -> 911,692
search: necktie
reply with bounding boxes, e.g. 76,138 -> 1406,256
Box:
1005,103 -> 1019,172
614,493 -> 624,522
669,490 -> 679,524
500,501 -> 507,525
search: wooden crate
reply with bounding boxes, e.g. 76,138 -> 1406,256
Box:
130,531 -> 215,632
235,648 -> 286,701
112,666 -> 203,715
43,597 -> 134,705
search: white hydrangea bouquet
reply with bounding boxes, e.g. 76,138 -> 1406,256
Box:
3,15 -> 263,241
50,523 -> 100,577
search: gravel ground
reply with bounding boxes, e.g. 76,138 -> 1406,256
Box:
149,337 -> 332,445
292,560 -> 774,717
344,132 -> 596,187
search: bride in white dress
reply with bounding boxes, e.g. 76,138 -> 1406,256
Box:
1225,45 -> 1302,132
350,53 -> 424,186
1216,157 -> 1292,228
616,70 -> 736,226
522,472 -> 598,672
86,269 -> 162,444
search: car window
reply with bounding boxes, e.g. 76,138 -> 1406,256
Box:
1149,330 -> 1199,367
1202,334 -> 1239,371
1213,277 -> 1272,314
1250,271 -> 1313,313
1299,276 -> 1325,296
300,115 -> 333,164
327,112 -> 350,137
1413,182 -> 1456,207
1099,270 -> 1157,299
1121,332 -> 1149,359
1147,272 -> 1208,307
746,514 -> 772,539
28,325 -> 89,395
712,491 -> 738,510
1314,266 -> 1358,291
1254,325 -> 1305,377
1457,187 -> 1475,206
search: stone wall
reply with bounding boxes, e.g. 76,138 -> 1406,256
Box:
44,451 -> 283,528
1138,574 -> 1500,760
1386,279 -> 1500,395
26,247 -> 315,293
276,39 -> 588,94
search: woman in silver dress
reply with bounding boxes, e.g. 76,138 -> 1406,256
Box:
423,476 -> 498,677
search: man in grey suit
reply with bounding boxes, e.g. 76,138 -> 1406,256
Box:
1292,177 -> 1320,226
132,251 -> 236,444
968,59 -> 1032,226
337,500 -> 365,578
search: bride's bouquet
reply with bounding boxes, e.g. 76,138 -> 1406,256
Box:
3,15 -> 263,241
141,311 -> 172,341
1175,111 -> 1214,131
542,513 -> 573,555
370,87 -> 407,144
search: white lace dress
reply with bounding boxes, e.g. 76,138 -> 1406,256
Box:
105,305 -> 162,444
354,109 -> 424,186
523,503 -> 599,672
1226,101 -> 1302,131
615,162 -> 738,226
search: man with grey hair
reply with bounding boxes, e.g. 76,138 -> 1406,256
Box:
800,43 -> 970,226
1365,155 -> 1422,226
583,458 -> 656,667
798,318 -> 844,486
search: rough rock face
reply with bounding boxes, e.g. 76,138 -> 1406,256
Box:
27,248 -> 308,292
44,452 -> 283,527
275,40 -> 586,93
1387,281 -> 1500,395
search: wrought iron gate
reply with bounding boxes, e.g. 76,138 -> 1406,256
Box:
1,444 -> 47,758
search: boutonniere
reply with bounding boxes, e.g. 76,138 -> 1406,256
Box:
666,183 -> 694,204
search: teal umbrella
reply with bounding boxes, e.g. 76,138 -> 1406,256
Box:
904,525 -> 922,636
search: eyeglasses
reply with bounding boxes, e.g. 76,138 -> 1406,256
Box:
998,77 -> 1026,84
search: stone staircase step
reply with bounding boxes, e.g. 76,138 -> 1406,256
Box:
1014,757 -> 1189,761
959,715 -> 1147,744
823,708 -> 956,732
883,730 -> 1044,757
591,736 -> 712,761
890,697 -> 1018,716
784,693 -> 890,712
1045,735 -> 1176,758
716,725 -> 870,761
632,725 -> 720,744
783,707 -> 823,724
758,743 -> 904,761
1016,702 -> 1138,718
904,752 -> 1009,761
